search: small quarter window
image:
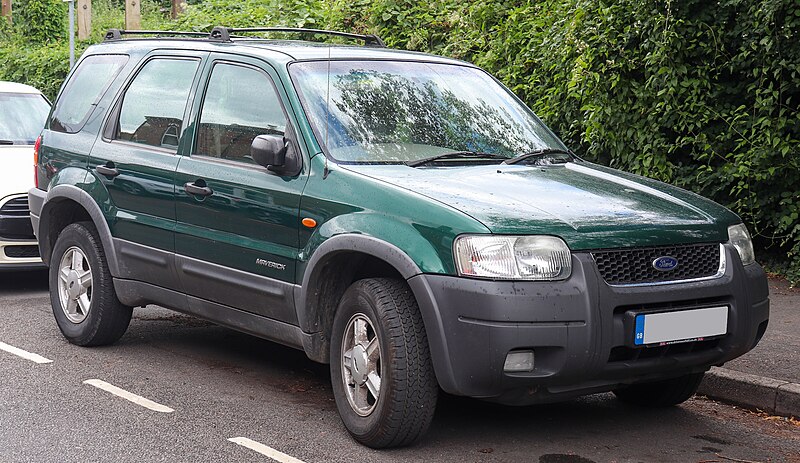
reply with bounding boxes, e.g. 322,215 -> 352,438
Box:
195,63 -> 287,164
115,58 -> 199,150
50,54 -> 128,133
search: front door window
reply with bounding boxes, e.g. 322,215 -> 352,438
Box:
195,63 -> 287,164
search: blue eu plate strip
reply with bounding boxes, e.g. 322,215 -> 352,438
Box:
634,314 -> 645,345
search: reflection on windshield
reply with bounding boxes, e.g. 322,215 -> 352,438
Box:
291,61 -> 564,163
0,93 -> 51,144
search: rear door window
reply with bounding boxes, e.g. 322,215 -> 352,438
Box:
113,58 -> 200,151
50,54 -> 128,133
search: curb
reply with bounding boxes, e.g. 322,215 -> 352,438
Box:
698,366 -> 800,419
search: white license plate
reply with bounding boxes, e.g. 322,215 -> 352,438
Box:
634,306 -> 728,346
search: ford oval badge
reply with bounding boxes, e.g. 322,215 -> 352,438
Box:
652,256 -> 679,271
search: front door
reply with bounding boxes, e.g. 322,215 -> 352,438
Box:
174,56 -> 308,323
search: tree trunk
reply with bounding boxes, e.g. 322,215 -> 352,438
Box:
171,0 -> 183,19
1,0 -> 11,25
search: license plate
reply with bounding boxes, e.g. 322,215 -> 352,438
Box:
634,306 -> 728,346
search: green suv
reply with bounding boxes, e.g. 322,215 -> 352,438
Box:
29,27 -> 769,448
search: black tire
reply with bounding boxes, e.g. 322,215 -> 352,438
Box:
613,372 -> 705,407
49,222 -> 132,346
330,278 -> 438,448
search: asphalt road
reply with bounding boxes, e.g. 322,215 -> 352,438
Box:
1,270 -> 798,463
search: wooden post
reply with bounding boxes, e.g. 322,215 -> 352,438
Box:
77,0 -> 91,40
1,0 -> 11,25
170,0 -> 183,19
125,0 -> 140,30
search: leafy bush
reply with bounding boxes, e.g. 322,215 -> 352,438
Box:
174,0 -> 324,30
0,42 -> 71,99
15,0 -> 66,43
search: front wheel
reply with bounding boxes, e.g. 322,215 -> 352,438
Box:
613,372 -> 705,407
330,278 -> 438,448
49,222 -> 132,346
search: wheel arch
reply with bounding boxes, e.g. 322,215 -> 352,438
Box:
38,184 -> 120,276
297,234 -> 426,362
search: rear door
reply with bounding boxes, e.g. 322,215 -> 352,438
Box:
41,53 -> 129,189
174,54 -> 308,323
89,51 -> 205,289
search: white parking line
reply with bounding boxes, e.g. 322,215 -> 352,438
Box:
228,437 -> 306,463
83,379 -> 174,413
0,341 -> 53,364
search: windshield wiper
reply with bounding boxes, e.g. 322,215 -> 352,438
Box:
0,140 -> 14,145
405,151 -> 507,168
503,148 -> 574,165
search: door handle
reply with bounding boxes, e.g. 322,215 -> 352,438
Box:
184,181 -> 213,197
95,163 -> 120,178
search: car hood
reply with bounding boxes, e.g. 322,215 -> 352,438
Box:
0,145 -> 35,201
343,161 -> 739,250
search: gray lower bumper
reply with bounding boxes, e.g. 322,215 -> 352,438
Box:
0,262 -> 47,271
409,244 -> 769,405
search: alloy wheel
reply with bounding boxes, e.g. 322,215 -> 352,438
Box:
341,313 -> 382,416
57,246 -> 93,324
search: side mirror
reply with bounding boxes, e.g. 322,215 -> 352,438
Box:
251,134 -> 287,170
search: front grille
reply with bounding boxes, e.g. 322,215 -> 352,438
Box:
0,196 -> 30,216
4,245 -> 40,258
591,243 -> 721,285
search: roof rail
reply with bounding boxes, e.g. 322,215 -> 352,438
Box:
104,27 -> 386,48
104,29 -> 209,41
209,26 -> 386,47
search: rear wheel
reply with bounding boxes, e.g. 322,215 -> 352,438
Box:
330,278 -> 438,448
613,372 -> 705,407
49,222 -> 132,346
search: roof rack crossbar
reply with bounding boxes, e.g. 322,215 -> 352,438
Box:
104,29 -> 210,41
210,26 -> 386,47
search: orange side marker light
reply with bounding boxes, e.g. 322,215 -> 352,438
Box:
302,218 -> 317,228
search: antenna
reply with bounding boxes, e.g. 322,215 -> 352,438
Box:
323,44 -> 331,179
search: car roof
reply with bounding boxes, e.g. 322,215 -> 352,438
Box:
0,81 -> 44,94
87,38 -> 473,68
238,40 -> 470,64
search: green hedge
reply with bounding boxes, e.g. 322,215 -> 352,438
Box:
1,0 -> 797,282
174,0 -> 323,29
0,43 -> 71,100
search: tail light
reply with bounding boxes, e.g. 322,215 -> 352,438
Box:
33,135 -> 41,188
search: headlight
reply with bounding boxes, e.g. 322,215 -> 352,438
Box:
728,223 -> 755,266
454,235 -> 572,280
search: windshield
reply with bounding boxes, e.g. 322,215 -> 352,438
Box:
290,60 -> 566,164
0,92 -> 51,144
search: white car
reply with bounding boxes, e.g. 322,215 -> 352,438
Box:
0,81 -> 51,270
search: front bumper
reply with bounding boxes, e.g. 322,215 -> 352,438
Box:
0,195 -> 43,269
409,243 -> 769,405
0,235 -> 43,269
